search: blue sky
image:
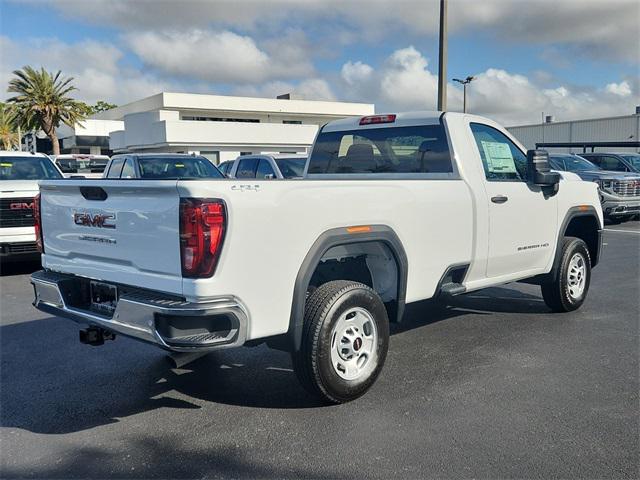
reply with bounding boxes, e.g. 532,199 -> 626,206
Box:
1,0 -> 638,125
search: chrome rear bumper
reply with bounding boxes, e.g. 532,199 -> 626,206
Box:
31,270 -> 248,352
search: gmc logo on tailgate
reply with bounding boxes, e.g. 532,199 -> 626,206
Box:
73,212 -> 116,229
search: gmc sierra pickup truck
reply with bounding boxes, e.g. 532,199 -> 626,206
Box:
31,112 -> 603,403
1,151 -> 62,260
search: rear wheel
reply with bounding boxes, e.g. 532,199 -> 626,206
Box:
541,237 -> 591,312
292,280 -> 389,404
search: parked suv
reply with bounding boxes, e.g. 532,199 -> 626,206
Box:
0,151 -> 62,260
580,152 -> 640,174
549,153 -> 640,222
227,154 -> 307,179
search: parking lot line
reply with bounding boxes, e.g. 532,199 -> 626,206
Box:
604,228 -> 640,234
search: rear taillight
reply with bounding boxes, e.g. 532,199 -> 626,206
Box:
34,193 -> 43,253
179,198 -> 226,278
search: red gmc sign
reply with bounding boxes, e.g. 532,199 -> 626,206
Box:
9,202 -> 34,210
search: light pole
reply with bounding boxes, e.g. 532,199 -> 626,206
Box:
437,0 -> 448,111
453,76 -> 475,113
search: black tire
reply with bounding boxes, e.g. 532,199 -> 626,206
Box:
541,237 -> 591,312
292,280 -> 389,404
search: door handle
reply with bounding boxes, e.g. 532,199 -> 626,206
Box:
491,195 -> 508,204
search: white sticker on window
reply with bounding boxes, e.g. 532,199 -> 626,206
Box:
481,140 -> 517,173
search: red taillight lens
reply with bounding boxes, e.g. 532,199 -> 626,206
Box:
33,193 -> 43,253
359,114 -> 396,125
179,198 -> 226,278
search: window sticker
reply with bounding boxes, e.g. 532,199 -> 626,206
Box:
481,140 -> 517,173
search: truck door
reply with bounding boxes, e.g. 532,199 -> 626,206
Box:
469,123 -> 558,278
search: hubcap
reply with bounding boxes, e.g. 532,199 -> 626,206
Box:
567,252 -> 587,299
330,307 -> 378,381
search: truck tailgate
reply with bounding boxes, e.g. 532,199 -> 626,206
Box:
40,180 -> 183,294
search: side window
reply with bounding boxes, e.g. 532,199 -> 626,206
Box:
600,156 -> 627,172
120,158 -> 135,178
256,159 -> 276,179
218,162 -> 230,175
106,158 -> 124,178
469,123 -> 527,181
585,155 -> 601,167
236,158 -> 258,178
549,157 -> 565,171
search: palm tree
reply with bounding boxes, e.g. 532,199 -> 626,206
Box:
0,102 -> 19,150
6,66 -> 86,156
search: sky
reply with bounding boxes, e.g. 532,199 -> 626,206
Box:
0,0 -> 638,126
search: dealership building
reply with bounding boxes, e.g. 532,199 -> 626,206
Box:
57,92 -> 374,164
507,109 -> 640,153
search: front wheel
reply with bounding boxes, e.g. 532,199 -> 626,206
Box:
292,280 -> 389,404
541,237 -> 591,312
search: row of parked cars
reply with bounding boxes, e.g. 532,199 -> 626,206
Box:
0,147 -> 638,262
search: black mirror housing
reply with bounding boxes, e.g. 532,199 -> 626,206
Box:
527,149 -> 560,186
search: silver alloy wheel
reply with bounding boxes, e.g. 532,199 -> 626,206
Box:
567,252 -> 587,299
330,307 -> 378,381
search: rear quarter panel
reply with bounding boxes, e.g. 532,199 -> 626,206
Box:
178,179 -> 474,340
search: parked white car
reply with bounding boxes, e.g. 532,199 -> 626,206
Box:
52,154 -> 110,178
220,153 -> 307,179
31,112 -> 603,403
0,151 -> 63,260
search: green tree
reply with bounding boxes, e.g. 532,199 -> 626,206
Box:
6,66 -> 87,156
0,102 -> 19,150
93,100 -> 117,113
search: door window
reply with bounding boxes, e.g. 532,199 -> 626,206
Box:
120,158 -> 135,178
470,123 -> 527,181
106,158 -> 124,178
599,156 -> 628,171
256,159 -> 276,178
236,158 -> 258,178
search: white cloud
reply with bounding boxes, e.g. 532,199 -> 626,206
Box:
125,29 -> 314,84
27,0 -> 640,62
233,78 -> 336,101
336,47 -> 639,125
605,81 -> 632,97
0,36 -> 174,104
341,61 -> 374,86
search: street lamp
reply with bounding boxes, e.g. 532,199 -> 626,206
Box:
453,76 -> 475,113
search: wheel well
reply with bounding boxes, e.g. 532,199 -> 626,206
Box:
564,215 -> 600,267
308,241 -> 401,322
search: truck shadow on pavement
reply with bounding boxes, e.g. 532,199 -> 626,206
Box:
1,286 -> 547,434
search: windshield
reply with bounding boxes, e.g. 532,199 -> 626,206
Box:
137,156 -> 223,179
275,157 -> 306,178
620,154 -> 640,169
56,156 -> 108,174
0,156 -> 62,180
553,155 -> 598,172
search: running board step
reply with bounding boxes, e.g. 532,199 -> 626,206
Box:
439,282 -> 466,296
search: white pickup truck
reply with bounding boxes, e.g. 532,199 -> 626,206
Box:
31,112 -> 603,403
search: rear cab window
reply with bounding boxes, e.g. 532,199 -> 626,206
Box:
307,123 -> 453,177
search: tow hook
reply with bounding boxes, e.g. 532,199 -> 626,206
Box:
79,327 -> 116,346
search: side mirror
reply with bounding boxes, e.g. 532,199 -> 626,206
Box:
527,149 -> 560,187
264,173 -> 275,180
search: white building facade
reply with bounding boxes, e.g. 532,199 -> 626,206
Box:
508,111 -> 640,153
60,92 -> 373,163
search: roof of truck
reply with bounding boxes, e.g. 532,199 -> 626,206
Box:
0,150 -> 49,158
323,111 -> 452,132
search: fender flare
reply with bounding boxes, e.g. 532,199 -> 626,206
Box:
287,225 -> 408,351
549,206 -> 603,280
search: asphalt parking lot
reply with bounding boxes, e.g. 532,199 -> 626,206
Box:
1,222 -> 638,479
